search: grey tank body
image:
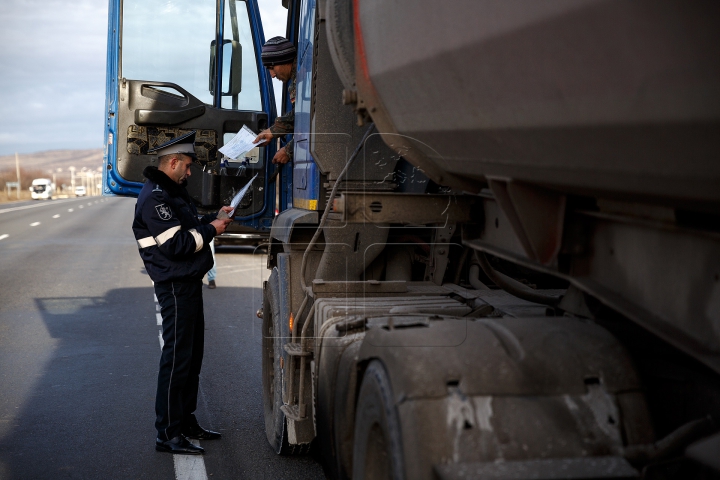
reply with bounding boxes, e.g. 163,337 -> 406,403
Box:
342,0 -> 720,208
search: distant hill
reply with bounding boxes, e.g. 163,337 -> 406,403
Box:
0,149 -> 103,174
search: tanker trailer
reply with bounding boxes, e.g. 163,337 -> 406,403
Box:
261,1 -> 720,478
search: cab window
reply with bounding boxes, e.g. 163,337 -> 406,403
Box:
121,0 -> 261,111
221,0 -> 262,111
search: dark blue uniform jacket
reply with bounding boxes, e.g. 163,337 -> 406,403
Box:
132,166 -> 217,283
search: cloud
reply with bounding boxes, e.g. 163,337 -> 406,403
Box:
258,0 -> 289,39
0,0 -> 289,155
0,0 -> 108,155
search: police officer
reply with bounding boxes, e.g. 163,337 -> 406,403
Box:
253,36 -> 297,165
132,131 -> 233,455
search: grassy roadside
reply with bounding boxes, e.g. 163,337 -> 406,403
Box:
0,191 -> 33,203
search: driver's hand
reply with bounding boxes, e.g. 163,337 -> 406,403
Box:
253,129 -> 274,147
272,147 -> 290,165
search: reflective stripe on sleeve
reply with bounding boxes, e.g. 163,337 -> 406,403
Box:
155,225 -> 181,246
189,228 -> 203,252
137,236 -> 156,249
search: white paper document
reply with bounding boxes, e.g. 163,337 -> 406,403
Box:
228,173 -> 258,217
218,125 -> 259,160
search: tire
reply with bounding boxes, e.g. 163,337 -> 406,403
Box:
261,269 -> 311,455
352,360 -> 405,480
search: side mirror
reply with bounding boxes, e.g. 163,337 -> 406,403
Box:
209,39 -> 242,97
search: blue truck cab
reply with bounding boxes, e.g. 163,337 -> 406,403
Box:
288,0 -> 320,212
102,0 -> 282,233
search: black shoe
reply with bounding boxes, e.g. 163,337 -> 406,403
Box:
182,424 -> 222,440
155,435 -> 205,454
208,280 -> 216,289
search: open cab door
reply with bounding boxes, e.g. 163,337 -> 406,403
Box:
103,0 -> 276,230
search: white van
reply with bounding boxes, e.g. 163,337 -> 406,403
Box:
30,178 -> 55,200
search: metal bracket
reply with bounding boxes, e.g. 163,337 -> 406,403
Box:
425,225 -> 455,285
280,403 -> 306,421
333,192 -> 480,225
311,279 -> 408,295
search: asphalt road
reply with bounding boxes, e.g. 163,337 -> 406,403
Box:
0,197 -> 325,479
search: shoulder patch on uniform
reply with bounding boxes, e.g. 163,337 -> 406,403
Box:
152,184 -> 163,192
155,204 -> 173,220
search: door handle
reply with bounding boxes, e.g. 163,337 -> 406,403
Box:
134,105 -> 206,126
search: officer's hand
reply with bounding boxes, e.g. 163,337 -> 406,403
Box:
211,218 -> 233,235
219,206 -> 235,219
272,147 -> 290,165
253,129 -> 274,147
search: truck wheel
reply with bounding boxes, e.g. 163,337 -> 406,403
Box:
262,270 -> 310,455
352,360 -> 405,480
262,271 -> 287,453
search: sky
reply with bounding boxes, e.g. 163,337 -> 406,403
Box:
0,0 -> 288,156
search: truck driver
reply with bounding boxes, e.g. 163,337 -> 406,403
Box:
253,36 -> 297,165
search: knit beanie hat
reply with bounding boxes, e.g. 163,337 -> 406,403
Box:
261,36 -> 297,67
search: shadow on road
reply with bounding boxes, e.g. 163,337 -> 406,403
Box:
0,285 -> 324,479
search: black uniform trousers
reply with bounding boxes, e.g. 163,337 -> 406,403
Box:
154,280 -> 205,441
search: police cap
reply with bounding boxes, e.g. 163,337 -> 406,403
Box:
148,131 -> 199,161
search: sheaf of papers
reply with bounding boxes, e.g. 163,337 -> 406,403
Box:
218,125 -> 259,160
228,173 -> 258,217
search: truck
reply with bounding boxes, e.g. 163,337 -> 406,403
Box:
30,178 -> 55,200
104,1 -> 720,478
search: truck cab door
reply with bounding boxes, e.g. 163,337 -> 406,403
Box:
103,0 -> 276,229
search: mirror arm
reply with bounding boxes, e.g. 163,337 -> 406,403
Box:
230,41 -> 242,97
213,0 -> 225,108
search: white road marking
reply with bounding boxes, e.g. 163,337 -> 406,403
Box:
30,222 -> 40,227
68,209 -> 74,212
79,205 -> 84,209
0,234 -> 8,241
156,313 -> 163,325
52,214 -> 60,219
174,444 -> 208,480
87,203 -> 92,206
0,197 -> 90,215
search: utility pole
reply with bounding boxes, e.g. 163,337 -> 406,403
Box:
15,153 -> 20,199
69,166 -> 76,193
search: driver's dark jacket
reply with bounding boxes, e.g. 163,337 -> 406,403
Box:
269,61 -> 296,159
132,166 -> 217,283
